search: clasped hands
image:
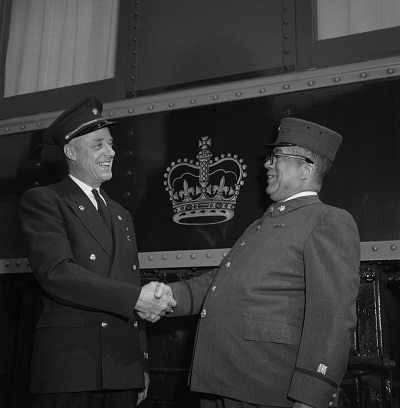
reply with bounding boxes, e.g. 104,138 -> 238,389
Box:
135,281 -> 175,323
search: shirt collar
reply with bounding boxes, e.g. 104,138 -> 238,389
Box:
69,174 -> 99,199
281,191 -> 317,202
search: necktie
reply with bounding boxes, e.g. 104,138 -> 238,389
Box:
92,189 -> 112,231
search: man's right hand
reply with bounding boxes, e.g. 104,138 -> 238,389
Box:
135,282 -> 176,321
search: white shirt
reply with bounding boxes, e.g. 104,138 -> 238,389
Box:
68,174 -> 107,210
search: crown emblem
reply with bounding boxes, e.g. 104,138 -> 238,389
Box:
164,136 -> 247,225
92,108 -> 98,115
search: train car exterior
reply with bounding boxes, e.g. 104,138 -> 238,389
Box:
0,1 -> 400,407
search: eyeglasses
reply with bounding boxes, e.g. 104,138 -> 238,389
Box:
266,151 -> 314,165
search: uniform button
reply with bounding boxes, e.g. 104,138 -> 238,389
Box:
90,254 -> 96,261
200,309 -> 207,318
239,242 -> 245,247
211,286 -> 216,291
256,225 -> 261,230
101,321 -> 108,328
328,403 -> 333,407
133,322 -> 138,328
332,394 -> 337,398
132,264 -> 137,270
225,262 -> 231,268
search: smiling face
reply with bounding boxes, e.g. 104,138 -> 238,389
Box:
64,127 -> 115,188
264,146 -> 308,202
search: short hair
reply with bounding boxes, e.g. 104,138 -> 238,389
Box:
286,145 -> 332,183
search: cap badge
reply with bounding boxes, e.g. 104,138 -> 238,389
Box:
317,363 -> 328,375
278,205 -> 286,211
79,205 -> 85,211
92,108 -> 98,115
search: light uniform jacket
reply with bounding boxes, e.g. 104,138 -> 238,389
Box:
19,176 -> 147,394
170,196 -> 360,408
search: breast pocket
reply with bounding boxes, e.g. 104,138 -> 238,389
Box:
243,319 -> 301,346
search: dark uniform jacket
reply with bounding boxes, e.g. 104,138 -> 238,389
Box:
170,196 -> 360,408
19,176 -> 147,394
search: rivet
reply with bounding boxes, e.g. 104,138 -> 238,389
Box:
131,91 -> 135,96
308,80 -> 314,86
35,162 -> 41,168
284,48 -> 289,53
191,253 -> 196,259
37,123 -> 42,127
283,84 -> 290,90
4,128 -> 9,132
16,261 -> 21,266
148,255 -> 154,260
260,88 -> 266,93
108,112 -> 114,116
206,252 -> 211,258
390,244 -> 398,251
334,77 -> 340,82
125,171 -> 132,177
387,68 -> 394,74
360,72 -> 367,78
5,261 -> 10,267
213,95 -> 218,100
148,105 -> 154,110
128,108 -> 134,113
162,254 -> 167,260
283,19 -> 288,25
123,192 -> 131,198
20,125 -> 26,129
236,92 -> 242,97
131,76 -> 135,80
284,34 -> 289,39
372,245 -> 379,251
127,151 -> 133,157
176,253 -> 181,259
284,66 -> 289,71
169,102 -> 174,107
190,99 -> 196,104
222,252 -> 227,257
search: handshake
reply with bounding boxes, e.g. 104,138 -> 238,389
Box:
135,281 -> 176,323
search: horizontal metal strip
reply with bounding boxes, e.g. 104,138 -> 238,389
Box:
1,241 -> 399,274
1,56 -> 400,136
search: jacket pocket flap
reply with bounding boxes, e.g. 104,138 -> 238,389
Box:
36,311 -> 85,328
243,319 -> 301,345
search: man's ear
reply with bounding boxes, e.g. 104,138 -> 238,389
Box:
302,162 -> 315,180
63,144 -> 76,161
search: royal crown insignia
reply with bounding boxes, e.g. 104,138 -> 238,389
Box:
164,136 -> 247,225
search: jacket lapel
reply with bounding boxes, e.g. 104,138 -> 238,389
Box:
62,177 -> 114,257
100,189 -> 128,280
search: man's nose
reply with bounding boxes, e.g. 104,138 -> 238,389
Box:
106,144 -> 115,157
264,159 -> 274,169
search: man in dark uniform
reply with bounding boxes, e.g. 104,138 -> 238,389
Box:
19,95 -> 176,408
157,118 -> 360,408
